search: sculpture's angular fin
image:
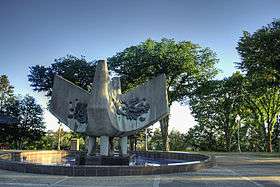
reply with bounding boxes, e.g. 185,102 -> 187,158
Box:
116,74 -> 169,135
50,75 -> 90,132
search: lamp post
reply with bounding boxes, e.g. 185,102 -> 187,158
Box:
57,122 -> 62,150
235,114 -> 241,153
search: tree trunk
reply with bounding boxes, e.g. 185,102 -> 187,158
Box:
224,116 -> 231,152
266,120 -> 274,153
224,129 -> 231,152
267,131 -> 273,153
261,123 -> 267,151
160,115 -> 170,151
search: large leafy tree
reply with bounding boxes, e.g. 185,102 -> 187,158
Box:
189,72 -> 246,151
108,38 -> 219,151
14,95 -> 46,149
0,75 -> 18,145
244,87 -> 280,152
28,55 -> 96,96
236,19 -> 280,89
236,19 -> 280,152
0,75 -> 45,149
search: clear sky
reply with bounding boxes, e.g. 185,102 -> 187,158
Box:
0,0 -> 280,132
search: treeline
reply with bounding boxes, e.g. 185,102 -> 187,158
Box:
188,72 -> 280,152
1,19 -> 279,153
36,129 -> 85,150
186,20 -> 280,152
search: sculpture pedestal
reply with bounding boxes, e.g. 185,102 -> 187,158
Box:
85,155 -> 130,165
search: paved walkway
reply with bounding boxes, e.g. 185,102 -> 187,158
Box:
0,153 -> 280,187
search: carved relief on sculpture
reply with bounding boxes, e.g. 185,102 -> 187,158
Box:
67,98 -> 88,133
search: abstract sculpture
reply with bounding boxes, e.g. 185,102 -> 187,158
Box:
50,59 -> 169,159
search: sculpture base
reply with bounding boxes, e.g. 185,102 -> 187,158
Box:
85,155 -> 130,165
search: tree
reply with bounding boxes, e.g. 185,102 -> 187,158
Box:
108,38 -> 219,150
236,19 -> 280,152
35,130 -> 86,150
168,129 -> 188,151
148,128 -> 163,150
236,19 -> 280,89
0,75 -> 15,113
272,116 -> 280,152
189,72 -> 246,151
14,95 -> 46,149
244,87 -> 280,152
186,123 -> 224,151
0,75 -> 46,149
28,55 -> 96,96
0,75 -> 18,146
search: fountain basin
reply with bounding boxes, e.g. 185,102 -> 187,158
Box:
0,150 -> 215,176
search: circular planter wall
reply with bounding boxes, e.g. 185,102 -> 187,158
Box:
0,150 -> 215,176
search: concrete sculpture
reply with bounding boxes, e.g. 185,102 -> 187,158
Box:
50,59 -> 169,159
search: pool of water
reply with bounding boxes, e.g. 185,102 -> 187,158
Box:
0,151 -> 196,166
131,155 -> 187,166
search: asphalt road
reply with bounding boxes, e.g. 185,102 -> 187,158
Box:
0,152 -> 279,187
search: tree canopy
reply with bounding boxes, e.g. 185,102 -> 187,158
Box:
187,19 -> 280,153
108,38 -> 219,150
236,19 -> 280,90
0,75 -> 45,149
28,55 -> 96,96
189,72 -> 246,151
235,19 -> 280,152
108,38 -> 219,104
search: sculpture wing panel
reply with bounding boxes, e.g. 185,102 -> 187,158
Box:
116,74 -> 169,134
50,76 -> 90,132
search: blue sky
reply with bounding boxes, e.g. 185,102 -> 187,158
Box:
0,0 -> 280,131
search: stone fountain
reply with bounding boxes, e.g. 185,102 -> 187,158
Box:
49,59 -> 169,165
0,59 -> 215,175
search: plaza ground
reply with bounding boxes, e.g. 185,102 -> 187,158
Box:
0,152 -> 279,187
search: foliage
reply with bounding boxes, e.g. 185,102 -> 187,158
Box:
147,128 -> 190,151
108,38 -> 219,103
0,75 -> 14,102
148,128 -> 163,150
13,95 -> 46,149
28,55 -> 96,96
236,19 -> 280,90
235,19 -> 280,152
189,72 -> 246,151
35,129 -> 86,150
186,19 -> 280,153
128,128 -> 152,151
168,129 -> 189,151
272,118 -> 280,152
0,75 -> 46,149
108,38 -> 219,150
244,87 -> 280,152
0,75 -> 18,145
